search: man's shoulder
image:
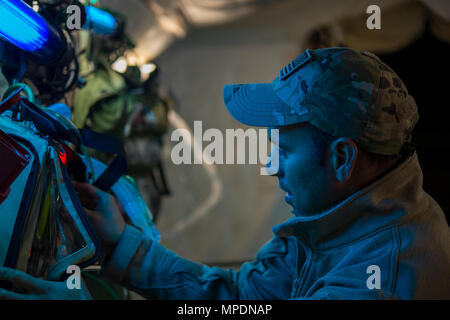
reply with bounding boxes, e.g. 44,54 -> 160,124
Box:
255,235 -> 299,261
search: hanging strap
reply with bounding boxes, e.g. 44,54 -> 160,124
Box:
78,128 -> 127,191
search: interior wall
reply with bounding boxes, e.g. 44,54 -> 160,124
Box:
152,0 -> 409,263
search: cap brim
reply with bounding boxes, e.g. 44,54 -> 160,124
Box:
223,83 -> 308,127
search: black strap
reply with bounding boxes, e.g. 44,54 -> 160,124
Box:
79,129 -> 127,191
1,96 -> 127,191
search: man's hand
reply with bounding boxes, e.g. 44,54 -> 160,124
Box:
0,268 -> 91,300
72,182 -> 126,257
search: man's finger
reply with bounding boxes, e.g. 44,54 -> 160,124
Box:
72,181 -> 99,210
0,287 -> 29,300
0,268 -> 42,292
72,181 -> 100,195
83,208 -> 103,227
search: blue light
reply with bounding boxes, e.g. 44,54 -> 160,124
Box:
0,0 -> 50,52
83,6 -> 118,36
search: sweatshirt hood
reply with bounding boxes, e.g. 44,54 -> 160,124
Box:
273,153 -> 428,250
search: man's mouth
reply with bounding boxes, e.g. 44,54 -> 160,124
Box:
279,181 -> 291,194
279,181 -> 294,207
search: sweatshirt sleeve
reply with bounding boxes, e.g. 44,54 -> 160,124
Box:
101,225 -> 297,300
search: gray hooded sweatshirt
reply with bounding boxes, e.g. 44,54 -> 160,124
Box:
103,153 -> 450,299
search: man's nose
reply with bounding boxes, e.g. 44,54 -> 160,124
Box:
266,146 -> 281,176
268,162 -> 284,177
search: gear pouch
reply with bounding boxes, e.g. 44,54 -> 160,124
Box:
17,147 -> 100,281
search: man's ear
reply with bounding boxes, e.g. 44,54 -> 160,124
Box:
329,138 -> 358,182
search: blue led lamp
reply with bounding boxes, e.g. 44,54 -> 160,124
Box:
83,6 -> 119,36
0,0 -> 64,62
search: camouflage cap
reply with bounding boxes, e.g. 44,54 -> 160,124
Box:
223,47 -> 419,155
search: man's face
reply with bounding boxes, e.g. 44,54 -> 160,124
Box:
269,124 -> 336,217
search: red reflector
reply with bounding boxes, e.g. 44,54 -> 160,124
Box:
58,151 -> 67,166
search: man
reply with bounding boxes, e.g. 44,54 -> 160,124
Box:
1,47 -> 449,299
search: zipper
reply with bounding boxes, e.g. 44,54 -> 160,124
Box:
292,234 -> 313,298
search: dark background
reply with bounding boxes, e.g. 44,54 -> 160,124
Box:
380,23 -> 450,224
